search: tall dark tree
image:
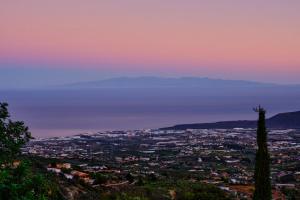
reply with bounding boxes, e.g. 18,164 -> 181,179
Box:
253,106 -> 272,200
0,102 -> 32,164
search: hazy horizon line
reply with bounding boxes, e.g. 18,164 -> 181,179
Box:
2,75 -> 299,90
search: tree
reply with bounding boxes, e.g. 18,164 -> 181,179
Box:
253,106 -> 272,200
92,173 -> 109,185
126,173 -> 134,183
0,102 -> 32,164
0,160 -> 63,200
0,102 -> 63,200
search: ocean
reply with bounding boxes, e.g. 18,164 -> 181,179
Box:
1,87 -> 300,137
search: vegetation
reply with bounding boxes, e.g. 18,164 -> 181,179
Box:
0,102 -> 32,164
282,188 -> 300,200
0,160 -> 63,200
97,180 -> 231,200
0,102 -> 62,200
0,102 -> 232,200
91,172 -> 109,185
253,107 -> 272,200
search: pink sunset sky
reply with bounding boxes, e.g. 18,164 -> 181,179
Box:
1,0 -> 300,84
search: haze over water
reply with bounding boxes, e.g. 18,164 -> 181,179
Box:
2,83 -> 300,137
1,1 -> 300,137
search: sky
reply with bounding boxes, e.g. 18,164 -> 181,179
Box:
1,0 -> 300,87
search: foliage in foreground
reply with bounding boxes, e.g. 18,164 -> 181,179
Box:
97,180 -> 231,200
253,107 -> 272,200
0,160 -> 63,200
0,103 -> 62,200
0,102 -> 32,164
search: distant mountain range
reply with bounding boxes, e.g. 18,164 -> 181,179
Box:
162,111 -> 300,130
63,76 -> 279,88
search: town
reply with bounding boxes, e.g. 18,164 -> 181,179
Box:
21,128 -> 300,199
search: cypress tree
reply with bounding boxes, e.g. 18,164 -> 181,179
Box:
253,106 -> 272,200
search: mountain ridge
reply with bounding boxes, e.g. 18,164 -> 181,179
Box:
61,76 -> 279,88
162,111 -> 300,130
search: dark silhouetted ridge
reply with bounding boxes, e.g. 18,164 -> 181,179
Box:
162,111 -> 300,130
267,111 -> 300,129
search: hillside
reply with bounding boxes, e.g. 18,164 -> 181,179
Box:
162,111 -> 300,130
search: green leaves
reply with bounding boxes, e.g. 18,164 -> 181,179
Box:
0,102 -> 32,164
0,161 -> 59,200
253,107 -> 272,200
0,103 -> 59,200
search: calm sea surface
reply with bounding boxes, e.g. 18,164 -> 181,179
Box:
1,87 -> 300,137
